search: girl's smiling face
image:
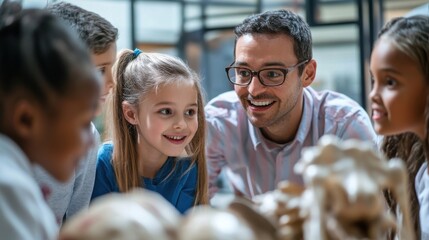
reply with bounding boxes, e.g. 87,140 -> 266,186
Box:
123,82 -> 199,161
369,37 -> 429,139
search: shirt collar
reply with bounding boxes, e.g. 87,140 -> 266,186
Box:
295,87 -> 314,144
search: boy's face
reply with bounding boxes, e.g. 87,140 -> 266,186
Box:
91,43 -> 117,105
369,38 -> 429,138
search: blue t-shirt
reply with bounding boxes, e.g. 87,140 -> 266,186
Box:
91,143 -> 198,214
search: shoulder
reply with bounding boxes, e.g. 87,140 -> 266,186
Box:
0,139 -> 38,198
205,91 -> 249,135
308,88 -> 363,110
98,142 -> 113,159
205,91 -> 242,119
307,88 -> 368,119
0,167 -> 39,201
0,164 -> 52,225
304,88 -> 375,141
96,142 -> 114,170
0,173 -> 57,239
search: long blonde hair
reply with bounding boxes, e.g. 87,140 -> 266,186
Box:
108,49 -> 208,205
377,15 -> 429,239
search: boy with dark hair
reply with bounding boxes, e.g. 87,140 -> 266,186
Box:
34,1 -> 118,225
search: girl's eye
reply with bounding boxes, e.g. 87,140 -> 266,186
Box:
185,109 -> 197,116
386,78 -> 397,87
159,109 -> 172,115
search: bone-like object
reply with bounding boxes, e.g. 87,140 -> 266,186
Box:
294,135 -> 415,240
59,189 -> 180,240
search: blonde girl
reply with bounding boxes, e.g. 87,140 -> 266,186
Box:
92,49 -> 208,213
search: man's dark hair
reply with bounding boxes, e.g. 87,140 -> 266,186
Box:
234,9 -> 312,72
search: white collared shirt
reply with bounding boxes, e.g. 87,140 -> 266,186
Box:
205,88 -> 377,198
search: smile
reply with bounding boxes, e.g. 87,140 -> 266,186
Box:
372,109 -> 386,121
165,135 -> 186,140
249,100 -> 274,107
164,135 -> 187,144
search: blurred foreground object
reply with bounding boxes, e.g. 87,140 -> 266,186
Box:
294,135 -> 414,240
179,203 -> 276,240
60,135 -> 415,240
60,189 -> 180,240
252,181 -> 305,240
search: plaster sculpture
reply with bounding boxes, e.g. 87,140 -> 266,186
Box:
59,189 -> 180,240
178,202 -> 277,240
294,135 -> 415,240
252,181 -> 305,240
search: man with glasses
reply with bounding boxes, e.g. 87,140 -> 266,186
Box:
205,9 -> 376,199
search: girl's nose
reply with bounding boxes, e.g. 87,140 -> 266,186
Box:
368,83 -> 379,103
173,116 -> 187,129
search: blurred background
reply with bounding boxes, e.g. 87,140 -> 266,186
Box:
22,0 -> 428,130
19,0 -> 428,204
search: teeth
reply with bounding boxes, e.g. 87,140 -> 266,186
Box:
372,110 -> 385,118
250,100 -> 272,106
167,136 -> 185,140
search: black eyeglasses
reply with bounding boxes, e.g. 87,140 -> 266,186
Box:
225,60 -> 309,87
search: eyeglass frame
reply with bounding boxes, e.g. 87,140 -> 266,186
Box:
225,59 -> 309,87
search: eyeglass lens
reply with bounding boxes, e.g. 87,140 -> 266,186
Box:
228,68 -> 286,86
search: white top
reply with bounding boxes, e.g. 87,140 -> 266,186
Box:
415,162 -> 429,240
0,134 -> 58,240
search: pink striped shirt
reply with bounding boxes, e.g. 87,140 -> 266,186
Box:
205,88 -> 377,199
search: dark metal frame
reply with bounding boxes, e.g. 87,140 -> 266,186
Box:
306,0 -> 384,108
128,0 -> 385,107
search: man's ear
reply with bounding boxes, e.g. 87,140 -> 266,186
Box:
11,100 -> 42,139
301,59 -> 317,87
122,101 -> 138,125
